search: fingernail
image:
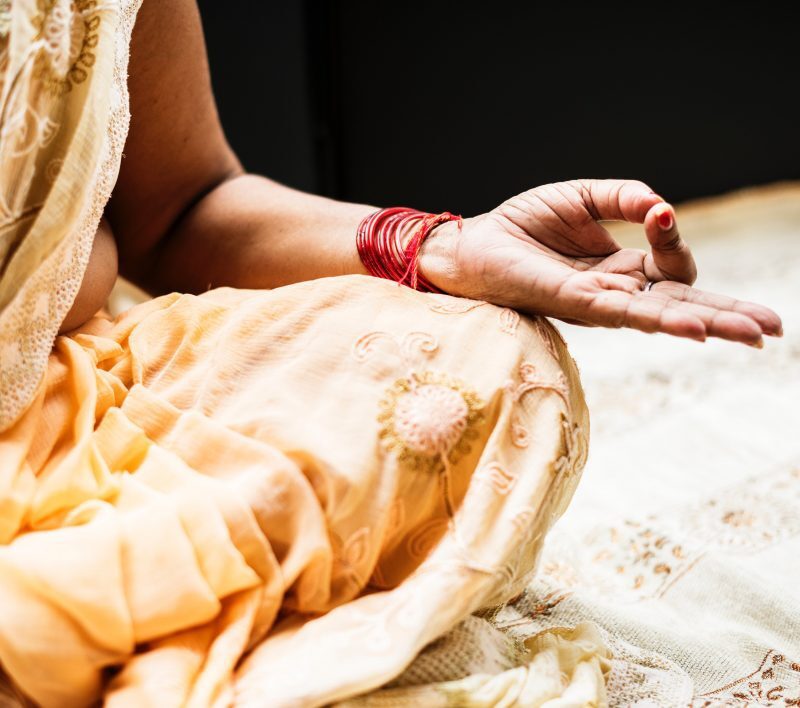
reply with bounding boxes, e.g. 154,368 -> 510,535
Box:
656,207 -> 674,231
749,339 -> 764,349
649,191 -> 666,203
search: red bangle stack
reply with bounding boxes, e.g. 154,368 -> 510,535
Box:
356,207 -> 462,293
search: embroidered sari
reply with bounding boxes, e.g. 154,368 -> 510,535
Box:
0,2 -> 601,705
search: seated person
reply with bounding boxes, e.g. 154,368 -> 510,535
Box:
0,1 -> 781,705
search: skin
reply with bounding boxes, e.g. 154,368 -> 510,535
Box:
62,0 -> 783,347
60,218 -> 117,332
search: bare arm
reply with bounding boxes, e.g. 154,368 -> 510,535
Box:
106,0 -> 368,294
106,0 -> 781,346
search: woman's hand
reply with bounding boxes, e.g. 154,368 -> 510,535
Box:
423,179 -> 782,346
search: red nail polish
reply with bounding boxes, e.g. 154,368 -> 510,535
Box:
657,209 -> 673,230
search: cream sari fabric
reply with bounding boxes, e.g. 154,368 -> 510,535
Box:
0,0 -> 139,432
0,3 -> 599,706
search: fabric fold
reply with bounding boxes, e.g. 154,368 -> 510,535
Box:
0,275 -> 589,705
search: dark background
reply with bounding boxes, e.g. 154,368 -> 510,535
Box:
197,2 -> 800,215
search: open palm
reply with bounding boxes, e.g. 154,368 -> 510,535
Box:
427,179 -> 782,346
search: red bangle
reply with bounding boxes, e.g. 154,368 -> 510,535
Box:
356,207 -> 462,293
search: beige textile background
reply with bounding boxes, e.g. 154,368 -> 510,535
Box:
350,183 -> 800,707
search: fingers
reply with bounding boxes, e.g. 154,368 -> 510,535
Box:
592,271 -> 641,293
642,202 -> 698,285
571,182 -> 698,286
629,300 -> 708,341
624,287 -> 769,346
568,179 -> 664,224
577,274 -> 780,345
653,281 -> 783,337
585,288 -> 708,341
662,299 -> 764,345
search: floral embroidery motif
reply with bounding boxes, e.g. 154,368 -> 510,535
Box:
406,517 -> 450,560
474,462 -> 517,496
511,362 -> 571,412
1,108 -> 62,171
686,480 -> 800,551
426,295 -> 487,315
585,466 -> 800,600
384,498 -> 406,543
45,157 -> 63,182
354,329 -> 485,526
695,649 -> 800,706
498,308 -> 520,335
378,370 -> 484,473
332,527 -> 373,591
352,330 -> 439,367
33,0 -> 101,94
495,589 -> 572,629
539,559 -> 581,588
394,384 -> 468,455
0,1 -> 11,37
533,317 -> 564,361
590,520 -> 697,597
400,331 -> 438,359
352,331 -> 389,362
509,414 -> 530,448
553,415 -> 586,478
505,362 -> 577,461
341,527 -> 371,568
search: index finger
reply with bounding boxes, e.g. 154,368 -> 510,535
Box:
642,203 -> 698,285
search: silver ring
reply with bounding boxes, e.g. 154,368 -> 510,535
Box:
643,280 -> 655,292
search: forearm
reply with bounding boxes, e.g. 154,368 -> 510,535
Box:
133,174 -> 377,294
107,0 -> 380,295
111,0 -> 451,295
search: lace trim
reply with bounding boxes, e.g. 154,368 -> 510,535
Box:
0,0 -> 141,432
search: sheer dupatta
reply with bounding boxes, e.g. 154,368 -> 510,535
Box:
0,0 -> 140,432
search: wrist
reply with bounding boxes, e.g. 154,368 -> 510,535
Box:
356,208 -> 462,293
416,218 -> 467,295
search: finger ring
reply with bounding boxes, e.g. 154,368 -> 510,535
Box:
643,280 -> 655,292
